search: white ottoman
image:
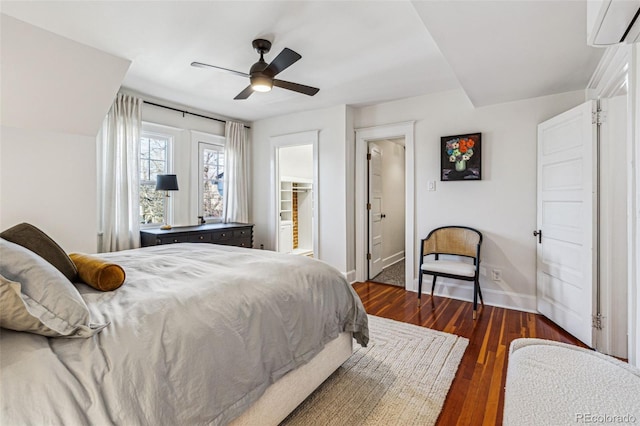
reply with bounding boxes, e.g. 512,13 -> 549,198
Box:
504,338 -> 640,425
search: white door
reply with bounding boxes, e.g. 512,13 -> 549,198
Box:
368,143 -> 384,278
536,101 -> 596,347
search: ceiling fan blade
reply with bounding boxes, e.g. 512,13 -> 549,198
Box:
265,48 -> 301,77
234,85 -> 254,100
273,79 -> 320,96
191,61 -> 249,78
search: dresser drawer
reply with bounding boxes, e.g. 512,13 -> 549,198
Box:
236,238 -> 253,249
212,230 -> 233,242
234,228 -> 252,239
160,235 -> 190,244
188,233 -> 211,243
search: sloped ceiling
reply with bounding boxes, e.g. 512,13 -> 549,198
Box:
0,14 -> 131,136
0,1 -> 604,123
412,1 -> 604,107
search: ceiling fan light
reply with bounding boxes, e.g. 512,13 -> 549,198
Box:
250,75 -> 273,92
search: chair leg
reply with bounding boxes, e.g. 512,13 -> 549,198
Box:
431,275 -> 437,297
477,278 -> 484,306
473,278 -> 478,320
418,271 -> 423,306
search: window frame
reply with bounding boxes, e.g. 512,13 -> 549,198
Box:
139,123 -> 176,229
191,131 -> 226,224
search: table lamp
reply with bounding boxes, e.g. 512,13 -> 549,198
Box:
156,174 -> 179,230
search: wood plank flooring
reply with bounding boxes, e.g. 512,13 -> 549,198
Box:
353,281 -> 587,426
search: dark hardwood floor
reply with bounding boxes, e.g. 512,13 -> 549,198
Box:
353,281 -> 586,426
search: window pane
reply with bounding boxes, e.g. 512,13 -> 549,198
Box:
150,139 -> 166,160
201,146 -> 224,219
139,132 -> 169,225
139,183 -> 165,225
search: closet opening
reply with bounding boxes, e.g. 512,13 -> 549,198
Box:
276,144 -> 315,257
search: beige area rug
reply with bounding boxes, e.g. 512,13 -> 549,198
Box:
281,315 -> 469,426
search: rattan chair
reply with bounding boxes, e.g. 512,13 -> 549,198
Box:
418,226 -> 483,319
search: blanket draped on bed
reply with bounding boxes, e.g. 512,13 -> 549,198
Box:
1,244 -> 369,425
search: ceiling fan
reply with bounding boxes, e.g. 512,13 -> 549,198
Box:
191,39 -> 320,100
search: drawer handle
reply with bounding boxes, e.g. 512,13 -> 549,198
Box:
173,239 -> 179,243
221,233 -> 226,237
240,243 -> 245,247
199,236 -> 204,240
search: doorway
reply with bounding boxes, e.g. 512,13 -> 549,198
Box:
355,121 -> 415,291
367,139 -> 406,287
270,131 -> 319,258
278,145 -> 314,256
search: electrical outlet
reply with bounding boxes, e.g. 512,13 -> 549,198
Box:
427,180 -> 436,191
491,269 -> 502,281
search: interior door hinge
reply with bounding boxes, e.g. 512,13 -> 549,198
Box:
367,203 -> 371,210
367,253 -> 371,260
592,313 -> 603,330
592,111 -> 606,125
367,153 -> 372,160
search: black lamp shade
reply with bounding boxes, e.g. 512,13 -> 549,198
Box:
156,174 -> 179,191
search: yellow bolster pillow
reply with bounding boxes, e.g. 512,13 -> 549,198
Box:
69,253 -> 126,291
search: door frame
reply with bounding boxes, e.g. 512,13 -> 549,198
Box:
269,130 -> 319,257
355,122 -> 415,289
587,44 -> 636,363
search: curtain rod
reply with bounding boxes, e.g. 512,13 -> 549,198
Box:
143,100 -> 250,129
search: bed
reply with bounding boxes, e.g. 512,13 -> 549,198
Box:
0,240 -> 369,425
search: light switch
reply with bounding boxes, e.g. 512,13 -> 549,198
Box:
427,180 -> 436,191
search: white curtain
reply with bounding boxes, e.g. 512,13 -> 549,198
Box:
222,121 -> 249,223
97,93 -> 142,252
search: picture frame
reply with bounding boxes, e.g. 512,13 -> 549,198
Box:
441,132 -> 482,181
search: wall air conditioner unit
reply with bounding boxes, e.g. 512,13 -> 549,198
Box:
588,0 -> 640,46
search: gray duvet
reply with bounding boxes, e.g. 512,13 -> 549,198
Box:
0,244 -> 368,425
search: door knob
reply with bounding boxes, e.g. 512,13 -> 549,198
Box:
533,229 -> 542,244
381,214 -> 386,219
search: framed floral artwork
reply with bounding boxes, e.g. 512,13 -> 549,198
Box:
441,132 -> 482,181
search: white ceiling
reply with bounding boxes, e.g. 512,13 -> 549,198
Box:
0,1 -> 604,123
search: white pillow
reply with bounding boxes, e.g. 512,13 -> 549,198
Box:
0,238 -> 107,338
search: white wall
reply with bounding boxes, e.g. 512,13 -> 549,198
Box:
0,14 -> 130,137
279,145 -> 313,180
251,105 -> 349,274
354,88 -> 585,311
376,139 -> 405,266
0,127 -> 97,253
631,43 -> 640,367
0,15 -> 129,253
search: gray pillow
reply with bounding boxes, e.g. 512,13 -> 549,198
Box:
0,223 -> 78,281
0,238 -> 107,338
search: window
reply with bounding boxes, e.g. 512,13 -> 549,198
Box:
199,142 -> 225,221
139,130 -> 170,225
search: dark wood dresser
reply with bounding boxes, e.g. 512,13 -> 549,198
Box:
140,223 -> 253,248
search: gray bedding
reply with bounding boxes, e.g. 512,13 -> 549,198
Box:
0,243 -> 369,425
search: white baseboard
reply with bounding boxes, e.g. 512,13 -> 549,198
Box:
344,270 -> 356,284
409,278 -> 537,313
382,251 -> 405,270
